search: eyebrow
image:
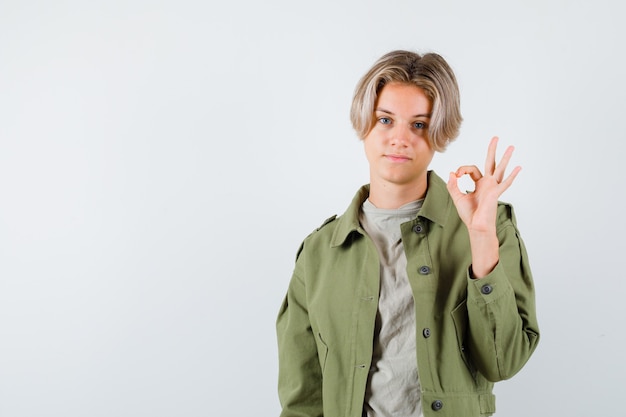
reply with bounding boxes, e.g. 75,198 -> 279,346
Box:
375,107 -> 431,118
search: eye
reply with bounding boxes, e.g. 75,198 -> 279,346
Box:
378,117 -> 392,125
413,121 -> 426,129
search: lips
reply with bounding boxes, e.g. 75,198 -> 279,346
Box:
385,154 -> 411,162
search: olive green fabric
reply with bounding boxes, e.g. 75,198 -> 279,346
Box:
277,171 -> 540,417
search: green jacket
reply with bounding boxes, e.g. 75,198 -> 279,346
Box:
276,171 -> 539,417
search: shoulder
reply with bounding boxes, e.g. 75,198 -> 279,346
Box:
294,214 -> 340,260
294,185 -> 368,260
305,213 -> 340,245
496,201 -> 518,226
316,214 -> 338,231
494,201 -> 524,240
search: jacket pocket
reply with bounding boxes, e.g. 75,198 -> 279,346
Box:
451,300 -> 477,379
316,332 -> 329,374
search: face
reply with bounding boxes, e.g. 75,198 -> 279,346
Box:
363,82 -> 435,190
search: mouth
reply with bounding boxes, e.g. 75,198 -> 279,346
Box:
385,154 -> 411,163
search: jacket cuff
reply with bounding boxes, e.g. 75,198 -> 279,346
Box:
467,261 -> 514,303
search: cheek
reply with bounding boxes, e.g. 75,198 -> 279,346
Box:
362,137 -> 376,156
417,137 -> 434,153
363,142 -> 375,164
421,149 -> 436,166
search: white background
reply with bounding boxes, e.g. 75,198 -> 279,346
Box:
1,0 -> 624,416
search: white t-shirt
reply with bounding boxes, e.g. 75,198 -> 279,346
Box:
360,198 -> 424,417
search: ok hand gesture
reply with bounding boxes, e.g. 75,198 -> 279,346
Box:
446,137 -> 521,278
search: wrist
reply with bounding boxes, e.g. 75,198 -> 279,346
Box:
468,230 -> 499,279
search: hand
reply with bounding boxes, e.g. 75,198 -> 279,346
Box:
446,136 -> 521,234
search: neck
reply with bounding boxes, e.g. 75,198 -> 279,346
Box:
368,176 -> 429,209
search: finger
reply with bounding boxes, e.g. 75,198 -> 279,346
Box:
494,145 -> 515,181
484,136 -> 499,175
455,165 -> 483,182
498,165 -> 522,192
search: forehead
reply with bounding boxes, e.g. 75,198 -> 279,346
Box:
376,82 -> 432,114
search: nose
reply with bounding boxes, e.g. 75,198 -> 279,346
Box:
390,124 -> 411,146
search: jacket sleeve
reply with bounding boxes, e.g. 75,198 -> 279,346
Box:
276,244 -> 324,417
465,204 -> 540,382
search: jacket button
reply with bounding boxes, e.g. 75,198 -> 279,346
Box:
412,223 -> 424,234
422,328 -> 431,338
431,400 -> 443,411
481,284 -> 493,295
418,266 -> 430,275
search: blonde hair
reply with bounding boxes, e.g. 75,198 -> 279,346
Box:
350,50 -> 463,152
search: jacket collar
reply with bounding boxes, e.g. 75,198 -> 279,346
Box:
330,171 -> 452,247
